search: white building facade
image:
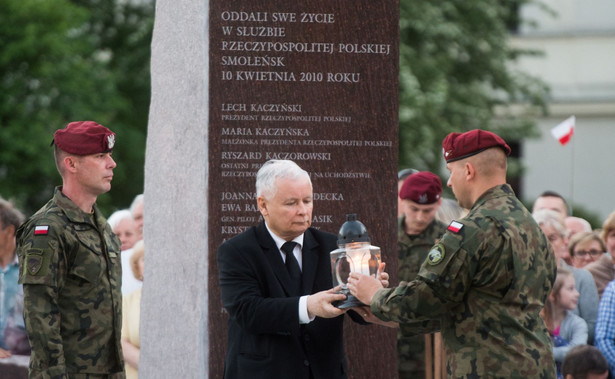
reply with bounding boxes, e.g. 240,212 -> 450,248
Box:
512,0 -> 615,224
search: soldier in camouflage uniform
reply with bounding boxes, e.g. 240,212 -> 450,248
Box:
348,129 -> 557,378
397,171 -> 447,378
17,121 -> 124,378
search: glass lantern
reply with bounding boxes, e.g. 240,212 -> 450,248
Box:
330,214 -> 381,308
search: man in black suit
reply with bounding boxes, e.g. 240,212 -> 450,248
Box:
218,159 -> 366,379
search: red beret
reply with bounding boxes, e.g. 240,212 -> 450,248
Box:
53,121 -> 116,155
399,171 -> 442,204
442,129 -> 511,163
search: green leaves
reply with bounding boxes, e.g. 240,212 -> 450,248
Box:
0,0 -> 153,215
398,0 -> 548,181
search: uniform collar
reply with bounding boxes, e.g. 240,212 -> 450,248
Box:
398,216 -> 443,245
470,184 -> 514,212
53,186 -> 103,227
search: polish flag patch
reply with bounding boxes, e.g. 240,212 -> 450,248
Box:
447,221 -> 463,233
34,225 -> 49,235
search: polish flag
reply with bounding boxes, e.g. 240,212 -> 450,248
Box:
447,221 -> 463,233
34,225 -> 49,235
551,116 -> 575,146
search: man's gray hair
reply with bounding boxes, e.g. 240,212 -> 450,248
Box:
532,208 -> 567,238
0,198 -> 25,230
256,160 -> 311,199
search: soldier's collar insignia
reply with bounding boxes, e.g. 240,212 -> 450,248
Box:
447,220 -> 463,233
427,244 -> 445,265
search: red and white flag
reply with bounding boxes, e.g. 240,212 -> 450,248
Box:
551,116 -> 575,145
34,225 -> 49,235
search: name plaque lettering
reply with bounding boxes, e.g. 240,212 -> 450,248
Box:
209,2 -> 399,377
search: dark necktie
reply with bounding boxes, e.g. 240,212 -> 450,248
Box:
281,241 -> 302,295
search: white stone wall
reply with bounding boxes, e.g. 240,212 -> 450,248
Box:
141,0 -> 210,377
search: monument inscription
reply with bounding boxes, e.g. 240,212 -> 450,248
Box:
209,1 -> 399,377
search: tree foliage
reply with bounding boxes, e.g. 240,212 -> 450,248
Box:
398,0 -> 549,179
0,0 -> 154,215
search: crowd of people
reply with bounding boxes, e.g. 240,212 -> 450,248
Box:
2,121 -> 615,379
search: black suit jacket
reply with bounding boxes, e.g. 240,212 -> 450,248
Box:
217,222 -> 348,379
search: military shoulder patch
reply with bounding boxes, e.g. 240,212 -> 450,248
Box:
20,248 -> 52,284
427,244 -> 445,265
26,254 -> 43,275
34,225 -> 49,236
447,221 -> 463,233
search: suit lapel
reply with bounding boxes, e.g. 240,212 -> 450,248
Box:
301,229 -> 320,296
256,222 -> 296,296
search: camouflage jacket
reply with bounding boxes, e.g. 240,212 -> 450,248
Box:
397,216 -> 447,283
372,184 -> 557,378
397,217 -> 446,340
397,217 -> 446,377
17,187 -> 124,378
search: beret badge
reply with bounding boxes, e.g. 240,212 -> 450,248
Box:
107,134 -> 115,150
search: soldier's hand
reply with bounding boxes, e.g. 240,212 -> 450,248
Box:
377,262 -> 389,288
347,272 -> 383,305
307,286 -> 348,319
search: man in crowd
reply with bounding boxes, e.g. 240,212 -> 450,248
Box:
397,168 -> 418,218
348,129 -> 557,377
397,171 -> 446,378
533,190 -> 570,220
566,216 -> 592,239
217,159 -> 385,379
17,121 -> 124,377
0,198 -> 29,358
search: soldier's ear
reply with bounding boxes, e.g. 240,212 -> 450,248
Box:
63,156 -> 79,173
464,162 -> 475,181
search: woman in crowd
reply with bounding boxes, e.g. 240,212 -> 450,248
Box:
108,209 -> 142,294
569,231 -> 606,269
602,211 -> 615,256
586,211 -> 615,297
122,240 -> 144,379
107,209 -> 138,251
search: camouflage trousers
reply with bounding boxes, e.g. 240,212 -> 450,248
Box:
398,333 -> 428,379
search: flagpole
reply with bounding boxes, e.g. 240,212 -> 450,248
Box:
570,132 -> 575,215
550,115 -> 576,215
